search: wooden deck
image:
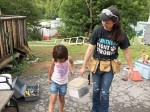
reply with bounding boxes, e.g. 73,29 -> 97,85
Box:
0,15 -> 28,69
0,91 -> 14,111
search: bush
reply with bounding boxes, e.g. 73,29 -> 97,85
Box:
27,27 -> 42,41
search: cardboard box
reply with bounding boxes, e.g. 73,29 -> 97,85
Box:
12,77 -> 40,101
134,60 -> 150,79
68,78 -> 89,99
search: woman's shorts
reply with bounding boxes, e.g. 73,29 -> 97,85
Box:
49,80 -> 67,96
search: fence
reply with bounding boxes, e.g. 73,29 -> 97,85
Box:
0,15 -> 28,69
29,36 -> 89,46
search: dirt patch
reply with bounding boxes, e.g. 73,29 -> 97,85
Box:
20,61 -> 51,76
20,60 -> 84,77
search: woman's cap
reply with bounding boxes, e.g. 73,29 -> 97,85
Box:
98,6 -> 119,22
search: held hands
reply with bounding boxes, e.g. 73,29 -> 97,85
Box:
79,66 -> 86,77
70,69 -> 74,76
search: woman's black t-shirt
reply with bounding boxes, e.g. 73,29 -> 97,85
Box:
89,26 -> 130,60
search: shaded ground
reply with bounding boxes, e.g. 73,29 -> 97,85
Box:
2,62 -> 150,112
20,59 -> 83,77
20,61 -> 51,76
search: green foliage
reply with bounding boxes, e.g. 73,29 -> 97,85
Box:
1,0 -> 150,40
116,0 -> 149,38
58,0 -> 89,37
4,59 -> 32,77
57,0 -> 149,38
27,27 -> 42,41
45,0 -> 64,19
0,0 -> 43,26
136,30 -> 143,37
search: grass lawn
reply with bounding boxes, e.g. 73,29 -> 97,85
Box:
29,37 -> 150,64
118,37 -> 150,64
29,44 -> 88,61
9,37 -> 150,76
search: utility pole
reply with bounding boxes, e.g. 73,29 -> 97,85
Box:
148,3 -> 150,23
148,7 -> 150,23
148,15 -> 150,23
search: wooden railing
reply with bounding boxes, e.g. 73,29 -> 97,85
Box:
0,15 -> 28,69
29,36 -> 89,46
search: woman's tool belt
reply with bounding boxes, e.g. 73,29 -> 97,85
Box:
88,58 -> 99,73
111,60 -> 121,73
88,58 -> 121,73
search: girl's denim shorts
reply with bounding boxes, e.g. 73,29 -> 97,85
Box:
49,80 -> 67,96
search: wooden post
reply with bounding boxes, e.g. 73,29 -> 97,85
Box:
69,38 -> 71,43
12,20 -> 17,48
7,20 -> 13,52
0,23 -> 4,59
23,18 -> 27,46
76,37 -> 78,44
2,20 -> 8,57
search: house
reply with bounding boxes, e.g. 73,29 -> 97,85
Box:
143,24 -> 150,45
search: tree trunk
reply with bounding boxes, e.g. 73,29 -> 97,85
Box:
86,0 -> 93,38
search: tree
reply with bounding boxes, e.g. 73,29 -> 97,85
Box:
45,0 -> 64,19
115,0 -> 149,38
0,0 -> 43,26
58,0 -> 90,37
58,0 -> 150,38
2,0 -> 148,39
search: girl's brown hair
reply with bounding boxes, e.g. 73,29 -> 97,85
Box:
52,44 -> 68,62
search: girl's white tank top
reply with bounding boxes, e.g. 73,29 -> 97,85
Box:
51,60 -> 69,85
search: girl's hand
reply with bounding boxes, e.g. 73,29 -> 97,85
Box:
48,79 -> 51,84
70,69 -> 74,76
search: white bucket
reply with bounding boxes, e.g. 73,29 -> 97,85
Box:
68,77 -> 89,99
0,74 -> 12,90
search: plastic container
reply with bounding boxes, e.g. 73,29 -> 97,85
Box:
12,77 -> 40,101
122,67 -> 130,76
68,77 -> 89,99
134,60 -> 150,79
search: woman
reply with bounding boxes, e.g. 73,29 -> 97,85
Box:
79,6 -> 133,112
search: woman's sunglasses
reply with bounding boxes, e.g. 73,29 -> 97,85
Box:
102,9 -> 118,21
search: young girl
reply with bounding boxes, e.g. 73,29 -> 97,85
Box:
48,44 -> 74,112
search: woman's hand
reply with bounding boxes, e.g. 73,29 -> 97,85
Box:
79,66 -> 86,77
129,68 -> 134,79
79,44 -> 95,77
